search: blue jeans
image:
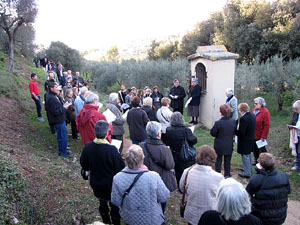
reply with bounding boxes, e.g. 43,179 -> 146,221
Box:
54,122 -> 68,156
241,154 -> 252,176
296,142 -> 300,167
32,95 -> 42,117
131,139 -> 146,145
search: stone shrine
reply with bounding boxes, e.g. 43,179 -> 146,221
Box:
188,45 -> 239,128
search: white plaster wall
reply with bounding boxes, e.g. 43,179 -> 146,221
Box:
190,58 -> 236,128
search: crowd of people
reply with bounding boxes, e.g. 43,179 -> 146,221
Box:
28,63 -> 294,225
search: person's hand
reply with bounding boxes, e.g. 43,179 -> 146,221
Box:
175,95 -> 178,99
260,138 -> 266,141
35,97 -> 39,101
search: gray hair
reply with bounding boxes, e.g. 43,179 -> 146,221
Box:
254,97 -> 266,107
94,120 -> 109,139
217,178 -> 251,221
146,121 -> 162,139
79,86 -> 88,95
143,97 -> 153,107
124,145 -> 144,170
86,93 -> 99,104
170,112 -> 185,126
293,100 -> 300,110
225,88 -> 234,96
109,93 -> 118,103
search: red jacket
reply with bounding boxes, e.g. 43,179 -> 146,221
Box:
76,104 -> 113,146
251,106 -> 270,140
29,80 -> 40,97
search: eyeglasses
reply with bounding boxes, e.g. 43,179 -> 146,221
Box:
254,103 -> 258,105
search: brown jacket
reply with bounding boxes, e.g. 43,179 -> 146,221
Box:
140,138 -> 175,191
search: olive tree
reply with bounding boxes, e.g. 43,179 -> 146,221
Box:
0,0 -> 37,72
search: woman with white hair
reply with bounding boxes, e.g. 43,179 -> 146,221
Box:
76,92 -> 113,146
140,121 -> 176,212
289,100 -> 300,171
111,145 -> 170,225
106,93 -> 125,152
142,97 -> 157,121
251,97 -> 270,164
225,88 -> 238,120
199,178 -> 262,225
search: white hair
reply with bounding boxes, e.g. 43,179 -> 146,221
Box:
146,121 -> 162,139
293,100 -> 300,110
79,86 -> 88,95
85,93 -> 99,104
217,178 -> 251,221
254,97 -> 266,107
109,93 -> 118,102
225,88 -> 234,96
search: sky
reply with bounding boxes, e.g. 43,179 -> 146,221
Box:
35,0 -> 227,52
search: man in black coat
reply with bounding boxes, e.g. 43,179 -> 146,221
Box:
46,82 -> 70,157
246,153 -> 291,225
80,121 -> 125,225
236,103 -> 256,178
169,79 -> 186,114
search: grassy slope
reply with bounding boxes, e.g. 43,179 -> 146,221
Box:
0,52 -> 299,225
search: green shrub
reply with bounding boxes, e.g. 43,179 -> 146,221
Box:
0,150 -> 27,224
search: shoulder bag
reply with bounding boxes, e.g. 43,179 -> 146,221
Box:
144,143 -> 177,192
180,165 -> 194,217
180,128 -> 196,162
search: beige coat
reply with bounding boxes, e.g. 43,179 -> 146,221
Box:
179,165 -> 224,225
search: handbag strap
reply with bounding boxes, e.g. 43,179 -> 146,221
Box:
144,143 -> 164,168
181,165 -> 194,205
160,109 -> 169,123
121,170 -> 148,206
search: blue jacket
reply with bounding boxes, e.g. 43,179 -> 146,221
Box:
111,168 -> 170,225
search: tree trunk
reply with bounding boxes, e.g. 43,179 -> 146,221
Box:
8,38 -> 14,72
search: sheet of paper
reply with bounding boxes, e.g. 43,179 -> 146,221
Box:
122,110 -> 129,120
235,136 -> 238,144
185,97 -> 192,108
103,108 -> 116,123
111,139 -> 122,152
121,103 -> 130,109
188,125 -> 195,133
256,139 -> 268,148
287,124 -> 300,129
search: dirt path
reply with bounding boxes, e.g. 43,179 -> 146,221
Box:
285,201 -> 300,225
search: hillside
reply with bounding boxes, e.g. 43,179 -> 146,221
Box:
0,52 -> 300,225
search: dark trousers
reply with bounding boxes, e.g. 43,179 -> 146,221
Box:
32,95 -> 42,117
99,199 -> 120,224
215,154 -> 232,177
70,120 -> 78,139
253,140 -> 267,163
111,135 -> 123,153
173,107 -> 183,115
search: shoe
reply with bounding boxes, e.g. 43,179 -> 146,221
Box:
291,166 -> 299,171
37,117 -> 44,122
225,175 -> 232,179
188,120 -> 194,124
239,168 -> 245,172
193,121 -> 198,124
238,173 -> 250,179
